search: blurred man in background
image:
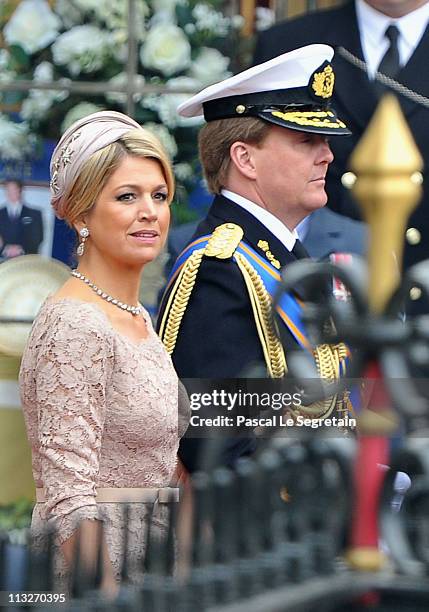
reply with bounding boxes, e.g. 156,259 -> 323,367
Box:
0,179 -> 44,259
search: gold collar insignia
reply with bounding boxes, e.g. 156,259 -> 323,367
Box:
257,239 -> 281,269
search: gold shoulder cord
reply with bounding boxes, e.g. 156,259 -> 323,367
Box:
235,252 -> 286,378
235,254 -> 349,415
159,223 -> 244,355
289,342 -> 350,420
158,248 -> 205,355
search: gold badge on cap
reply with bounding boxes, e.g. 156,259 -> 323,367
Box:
311,64 -> 335,99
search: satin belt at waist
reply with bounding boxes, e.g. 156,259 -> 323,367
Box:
35,487 -> 179,504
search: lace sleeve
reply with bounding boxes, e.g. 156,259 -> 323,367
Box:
178,379 -> 190,439
35,308 -> 114,544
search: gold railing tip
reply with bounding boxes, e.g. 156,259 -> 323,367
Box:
350,92 -> 423,312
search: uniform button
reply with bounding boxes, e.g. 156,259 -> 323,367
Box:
341,172 -> 356,189
406,227 -> 421,245
410,287 -> 422,301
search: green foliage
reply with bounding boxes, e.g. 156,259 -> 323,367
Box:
0,0 -> 19,28
7,43 -> 29,71
0,498 -> 33,532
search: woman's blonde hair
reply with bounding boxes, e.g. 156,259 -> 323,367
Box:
62,128 -> 174,228
198,117 -> 270,194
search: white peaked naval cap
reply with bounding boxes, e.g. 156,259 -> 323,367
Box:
178,44 -> 350,136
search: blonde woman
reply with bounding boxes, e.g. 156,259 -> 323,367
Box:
19,111 -> 187,593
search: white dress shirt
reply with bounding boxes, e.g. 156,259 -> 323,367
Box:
221,188 -> 298,252
355,0 -> 429,78
6,202 -> 22,219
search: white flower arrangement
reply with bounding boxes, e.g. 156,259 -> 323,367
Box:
145,77 -> 204,129
21,62 -> 69,122
3,0 -> 61,55
174,161 -> 194,182
61,102 -> 104,133
55,0 -> 149,37
0,114 -> 34,160
255,7 -> 276,32
190,47 -> 231,86
192,4 -> 232,37
145,122 -> 178,159
0,49 -> 16,89
20,95 -> 54,122
0,0 -> 244,221
52,25 -> 114,76
106,73 -> 146,106
140,24 -> 191,77
54,0 -> 83,30
0,49 -> 11,71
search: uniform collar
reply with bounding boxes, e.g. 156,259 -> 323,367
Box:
221,189 -> 298,252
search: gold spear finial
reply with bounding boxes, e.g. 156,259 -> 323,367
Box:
346,95 -> 422,573
350,94 -> 423,313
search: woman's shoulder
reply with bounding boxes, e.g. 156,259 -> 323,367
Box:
32,297 -> 114,345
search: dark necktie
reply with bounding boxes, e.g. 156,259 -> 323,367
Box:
9,209 -> 19,222
291,239 -> 309,260
377,25 -> 400,80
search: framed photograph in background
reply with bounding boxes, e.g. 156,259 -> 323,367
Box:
0,182 -> 54,258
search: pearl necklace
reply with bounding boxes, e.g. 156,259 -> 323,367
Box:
71,270 -> 144,316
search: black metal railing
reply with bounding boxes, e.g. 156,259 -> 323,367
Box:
1,436 -> 429,611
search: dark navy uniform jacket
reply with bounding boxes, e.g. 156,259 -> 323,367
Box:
157,194 -> 303,472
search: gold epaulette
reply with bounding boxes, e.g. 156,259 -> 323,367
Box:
159,223 -> 244,355
205,223 -> 244,258
205,223 -> 287,377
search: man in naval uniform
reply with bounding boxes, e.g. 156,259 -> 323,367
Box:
157,45 -> 353,472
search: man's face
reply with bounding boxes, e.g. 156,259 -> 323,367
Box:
5,181 -> 22,205
364,0 -> 428,18
249,125 -> 334,228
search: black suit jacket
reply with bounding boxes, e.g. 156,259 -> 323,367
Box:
254,1 -> 429,276
303,206 -> 367,258
0,204 -> 44,255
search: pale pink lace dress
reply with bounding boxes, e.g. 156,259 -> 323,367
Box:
19,297 -> 180,585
